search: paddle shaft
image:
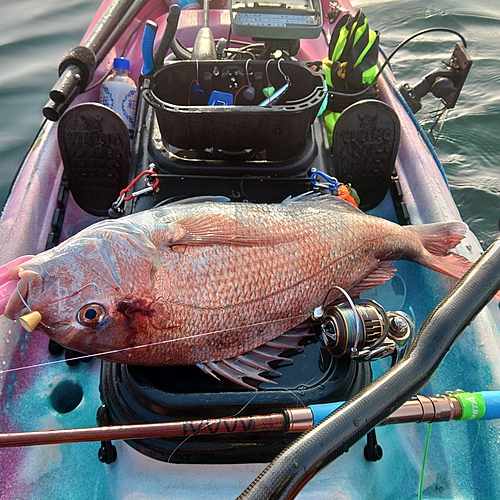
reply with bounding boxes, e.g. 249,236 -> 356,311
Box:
83,0 -> 138,57
92,0 -> 153,64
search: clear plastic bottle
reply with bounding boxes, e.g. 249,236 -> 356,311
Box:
99,57 -> 138,140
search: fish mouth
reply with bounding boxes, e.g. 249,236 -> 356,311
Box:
4,269 -> 43,320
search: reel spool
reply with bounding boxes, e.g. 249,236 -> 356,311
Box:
319,299 -> 413,359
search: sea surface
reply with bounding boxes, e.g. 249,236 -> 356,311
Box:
0,0 -> 498,247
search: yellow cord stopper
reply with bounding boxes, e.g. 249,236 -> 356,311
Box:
19,311 -> 43,332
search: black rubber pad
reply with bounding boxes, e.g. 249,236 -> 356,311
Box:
331,99 -> 400,211
58,103 -> 130,216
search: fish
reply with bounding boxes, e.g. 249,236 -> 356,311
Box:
4,195 -> 472,377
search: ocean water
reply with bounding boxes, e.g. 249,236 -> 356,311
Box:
0,0 -> 498,246
355,0 -> 500,248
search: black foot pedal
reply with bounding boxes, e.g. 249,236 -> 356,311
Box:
331,99 -> 400,211
58,103 -> 130,217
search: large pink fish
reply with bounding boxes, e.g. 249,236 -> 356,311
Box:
4,196 -> 471,373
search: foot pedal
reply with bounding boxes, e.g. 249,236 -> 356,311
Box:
331,99 -> 400,211
58,103 -> 130,216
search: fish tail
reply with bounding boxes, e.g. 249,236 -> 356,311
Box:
406,221 -> 469,257
406,222 -> 500,301
406,221 -> 473,280
417,251 -> 474,280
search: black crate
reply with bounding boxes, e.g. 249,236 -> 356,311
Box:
143,60 -> 325,151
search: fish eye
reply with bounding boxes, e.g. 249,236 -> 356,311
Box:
77,304 -> 106,327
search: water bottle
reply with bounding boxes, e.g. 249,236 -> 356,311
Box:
99,57 -> 138,140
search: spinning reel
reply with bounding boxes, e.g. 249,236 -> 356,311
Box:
315,298 -> 414,362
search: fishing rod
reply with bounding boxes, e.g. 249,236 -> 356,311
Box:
43,0 -> 152,121
2,288 -> 491,450
0,391 -> 498,448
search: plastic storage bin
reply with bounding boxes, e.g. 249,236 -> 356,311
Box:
142,60 -> 325,151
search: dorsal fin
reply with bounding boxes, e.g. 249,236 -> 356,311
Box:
156,195 -> 361,247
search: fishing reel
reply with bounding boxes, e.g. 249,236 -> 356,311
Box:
314,298 -> 414,362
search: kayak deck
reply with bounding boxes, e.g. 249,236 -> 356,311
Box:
0,0 -> 499,498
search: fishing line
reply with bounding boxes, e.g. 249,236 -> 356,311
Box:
167,399 -> 304,462
166,390 -> 269,462
14,282 -> 101,333
470,420 -> 481,455
36,284 -> 99,313
16,283 -> 31,312
418,423 -> 433,500
0,313 -> 309,376
16,282 -> 50,329
314,285 -> 362,352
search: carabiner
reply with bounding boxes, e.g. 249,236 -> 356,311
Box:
309,168 -> 339,193
111,170 -> 159,213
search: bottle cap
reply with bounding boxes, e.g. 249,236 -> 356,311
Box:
113,57 -> 131,71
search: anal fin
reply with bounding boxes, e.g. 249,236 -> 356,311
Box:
197,323 -> 312,391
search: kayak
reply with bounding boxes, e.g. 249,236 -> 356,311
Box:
0,0 -> 499,498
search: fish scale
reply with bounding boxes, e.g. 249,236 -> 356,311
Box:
150,243 -> 381,364
3,196 -> 471,367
